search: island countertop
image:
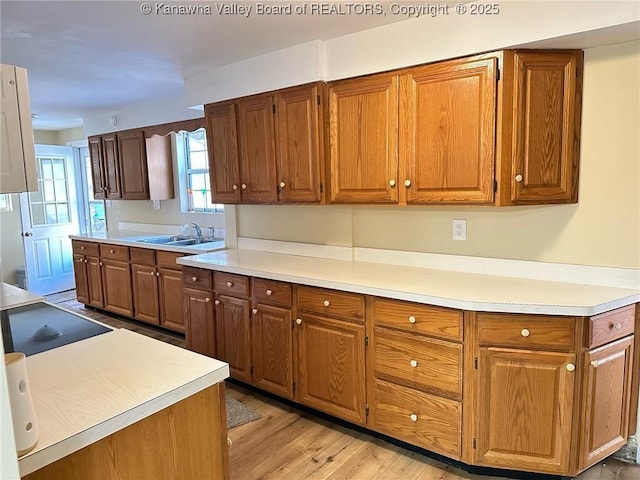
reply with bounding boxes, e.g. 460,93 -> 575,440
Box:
177,249 -> 640,316
18,328 -> 229,477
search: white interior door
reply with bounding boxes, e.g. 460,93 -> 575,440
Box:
19,145 -> 79,294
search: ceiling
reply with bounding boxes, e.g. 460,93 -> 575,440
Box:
0,0 -> 419,130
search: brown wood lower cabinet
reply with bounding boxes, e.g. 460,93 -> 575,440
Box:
184,288 -> 215,357
101,258 -> 133,318
131,263 -> 160,325
215,294 -> 252,383
158,266 -> 185,332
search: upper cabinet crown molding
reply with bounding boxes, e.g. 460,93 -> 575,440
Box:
0,64 -> 37,194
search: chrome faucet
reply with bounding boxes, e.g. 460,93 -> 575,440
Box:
191,222 -> 202,239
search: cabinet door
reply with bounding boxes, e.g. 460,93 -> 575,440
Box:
184,288 -> 215,357
275,84 -> 324,203
159,267 -> 185,333
88,136 -> 105,199
297,313 -> 366,425
215,295 -> 252,383
237,95 -> 278,203
73,254 -> 89,304
399,57 -> 497,204
118,130 -> 149,200
476,347 -> 576,474
510,51 -> 582,204
205,102 -> 241,203
101,259 -> 133,317
131,263 -> 159,325
252,304 -> 293,399
86,256 -> 104,308
579,336 -> 634,469
101,133 -> 122,199
328,73 -> 398,203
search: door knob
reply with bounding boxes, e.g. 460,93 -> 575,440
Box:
22,232 -> 33,237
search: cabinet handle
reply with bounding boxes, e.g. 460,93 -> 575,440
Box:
232,184 -> 238,191
408,315 -> 416,324
241,184 -> 247,190
591,360 -> 599,368
215,300 -> 220,305
252,308 -> 258,315
515,174 -> 523,182
192,297 -> 210,303
520,328 -> 530,337
192,276 -> 198,281
404,179 -> 411,187
389,179 -> 396,187
566,363 -> 576,372
323,300 -> 330,307
409,413 -> 418,422
296,318 -> 302,325
279,181 -> 286,188
409,360 -> 418,368
226,281 -> 233,287
266,289 -> 272,296
610,322 -> 622,330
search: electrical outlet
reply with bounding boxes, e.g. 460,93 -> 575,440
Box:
152,200 -> 161,210
452,219 -> 466,240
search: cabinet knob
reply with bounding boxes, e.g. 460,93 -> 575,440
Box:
566,363 -> 576,372
241,184 -> 247,190
389,179 -> 396,187
192,276 -> 198,282
408,315 -> 416,324
520,328 -> 530,337
266,289 -> 272,296
591,360 -> 599,368
323,300 -> 330,307
80,246 -> 86,250
515,174 -> 523,182
226,281 -> 233,287
409,360 -> 418,368
215,300 -> 220,305
610,322 -> 622,330
110,249 -> 115,254
252,308 -> 258,315
296,318 -> 302,325
279,181 -> 286,188
99,262 -> 103,266
404,179 -> 411,187
205,297 -> 211,303
83,259 -> 87,263
409,413 -> 418,422
156,272 -> 160,277
232,184 -> 238,191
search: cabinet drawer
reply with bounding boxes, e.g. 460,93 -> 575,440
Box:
297,286 -> 365,322
374,328 -> 462,399
183,267 -> 212,291
215,272 -> 249,298
252,278 -> 291,307
72,241 -> 99,256
478,314 -> 576,351
99,244 -> 130,261
130,247 -> 156,266
157,250 -> 183,270
373,297 -> 463,341
588,305 -> 635,349
371,379 -> 462,459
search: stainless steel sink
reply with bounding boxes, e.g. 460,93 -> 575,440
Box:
136,236 -> 223,246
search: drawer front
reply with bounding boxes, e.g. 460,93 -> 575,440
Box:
297,286 -> 365,322
99,244 -> 130,261
373,297 -> 463,341
72,240 -> 99,257
252,278 -> 291,307
157,250 -> 183,270
130,247 -> 156,266
214,272 -> 249,298
183,267 -> 212,291
374,328 -> 462,399
371,379 -> 462,459
478,314 -> 576,351
588,305 -> 635,348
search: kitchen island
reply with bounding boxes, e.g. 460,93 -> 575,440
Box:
2,290 -> 230,479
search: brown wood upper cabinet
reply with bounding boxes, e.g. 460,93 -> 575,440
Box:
205,82 -> 325,204
328,49 -> 583,205
88,130 -> 173,200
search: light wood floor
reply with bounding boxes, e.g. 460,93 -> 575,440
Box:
50,293 -> 640,480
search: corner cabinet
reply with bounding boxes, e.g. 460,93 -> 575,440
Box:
205,82 -> 326,204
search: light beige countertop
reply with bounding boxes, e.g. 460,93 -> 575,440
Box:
69,230 -> 226,255
0,283 -> 44,311
177,249 -> 640,316
18,328 -> 229,476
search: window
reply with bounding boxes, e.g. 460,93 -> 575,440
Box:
0,194 -> 12,212
177,129 -> 224,214
29,156 -> 72,225
82,147 -> 106,232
